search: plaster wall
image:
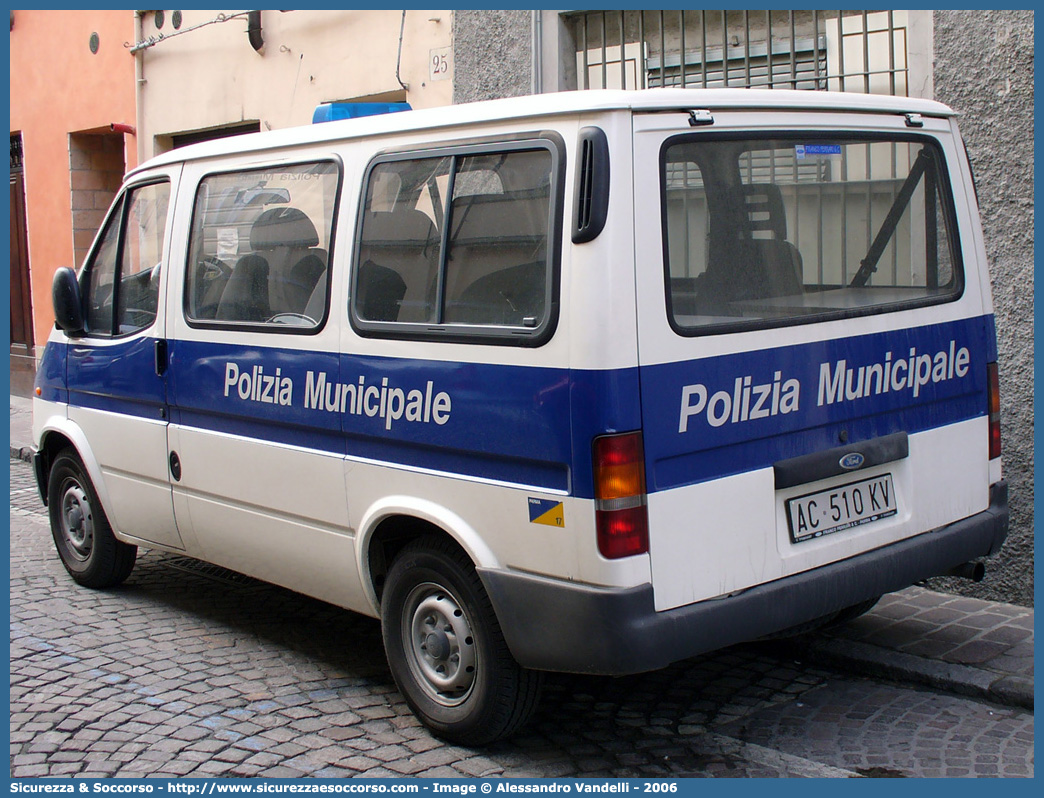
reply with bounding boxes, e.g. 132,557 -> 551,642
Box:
136,10 -> 453,160
9,9 -> 137,348
930,10 -> 1034,606
452,10 -> 534,103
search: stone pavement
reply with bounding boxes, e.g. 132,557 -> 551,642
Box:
9,470 -> 1034,778
9,392 -> 1034,717
782,588 -> 1033,711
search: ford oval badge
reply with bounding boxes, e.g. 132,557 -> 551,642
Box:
840,452 -> 865,470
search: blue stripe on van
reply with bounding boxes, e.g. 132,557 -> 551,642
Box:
639,315 -> 993,492
34,339 -> 68,404
166,340 -> 642,496
38,315 -> 994,499
66,336 -> 167,422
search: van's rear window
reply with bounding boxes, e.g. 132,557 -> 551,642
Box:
662,135 -> 963,335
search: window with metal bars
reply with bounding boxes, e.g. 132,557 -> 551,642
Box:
570,10 -> 909,97
11,134 -> 23,170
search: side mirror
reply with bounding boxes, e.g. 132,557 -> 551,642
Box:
52,267 -> 85,336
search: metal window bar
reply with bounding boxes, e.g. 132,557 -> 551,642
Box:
790,12 -> 798,89
634,11 -> 643,88
581,15 -> 589,90
744,10 -> 752,87
766,9 -> 773,90
679,10 -> 686,88
661,11 -> 667,89
570,10 -> 913,290
837,9 -> 846,92
570,9 -> 907,96
862,10 -> 871,94
888,10 -> 896,96
700,12 -> 708,87
601,11 -> 608,91
721,10 -> 729,87
620,11 -> 627,89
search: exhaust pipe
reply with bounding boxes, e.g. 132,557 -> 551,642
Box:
945,561 -> 986,582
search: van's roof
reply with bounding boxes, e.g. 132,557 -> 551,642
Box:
131,88 -> 955,178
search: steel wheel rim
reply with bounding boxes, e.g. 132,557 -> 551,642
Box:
59,478 -> 94,561
402,582 -> 477,707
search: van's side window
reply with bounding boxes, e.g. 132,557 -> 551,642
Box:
353,142 -> 559,344
185,161 -> 340,330
81,181 -> 169,337
663,136 -> 963,335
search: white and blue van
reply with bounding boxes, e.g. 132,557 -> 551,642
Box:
33,89 -> 1008,744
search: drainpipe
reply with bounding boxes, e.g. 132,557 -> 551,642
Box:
133,11 -> 145,164
248,10 -> 264,54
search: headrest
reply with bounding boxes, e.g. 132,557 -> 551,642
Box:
450,193 -> 546,239
362,209 -> 437,247
741,183 -> 787,240
250,207 -> 319,250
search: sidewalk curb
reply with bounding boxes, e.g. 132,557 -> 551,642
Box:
783,635 -> 1034,711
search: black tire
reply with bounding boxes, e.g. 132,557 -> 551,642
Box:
380,536 -> 543,745
47,449 -> 137,588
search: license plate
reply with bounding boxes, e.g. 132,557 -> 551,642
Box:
786,474 -> 898,543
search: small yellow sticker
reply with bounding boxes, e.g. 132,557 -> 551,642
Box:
528,498 -> 565,528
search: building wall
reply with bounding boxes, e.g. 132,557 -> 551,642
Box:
452,10 -> 533,103
930,10 -> 1034,607
9,9 -> 138,350
136,10 -> 453,160
69,134 -> 126,270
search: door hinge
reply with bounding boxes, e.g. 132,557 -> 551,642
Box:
688,109 -> 714,127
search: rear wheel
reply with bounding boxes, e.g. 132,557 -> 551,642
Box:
47,449 -> 137,588
380,536 -> 542,745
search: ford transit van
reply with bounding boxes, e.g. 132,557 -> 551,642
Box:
34,89 -> 1008,744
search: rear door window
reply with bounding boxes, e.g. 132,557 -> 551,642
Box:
663,135 -> 963,335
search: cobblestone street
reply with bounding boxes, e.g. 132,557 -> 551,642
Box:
9,458 -> 1034,778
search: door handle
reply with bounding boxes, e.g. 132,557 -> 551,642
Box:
155,339 -> 168,376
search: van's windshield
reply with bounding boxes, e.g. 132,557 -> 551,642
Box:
662,135 -> 962,334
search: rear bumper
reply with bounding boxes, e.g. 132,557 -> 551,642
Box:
479,480 -> 1008,676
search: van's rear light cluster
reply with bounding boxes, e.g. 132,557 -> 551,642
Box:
593,432 -> 649,559
987,362 -> 1002,460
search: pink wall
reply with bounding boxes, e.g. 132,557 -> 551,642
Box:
10,10 -> 138,347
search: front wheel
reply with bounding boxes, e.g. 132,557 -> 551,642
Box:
381,536 -> 542,745
47,449 -> 137,588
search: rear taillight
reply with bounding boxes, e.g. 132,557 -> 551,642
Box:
988,362 -> 1002,459
593,432 -> 649,559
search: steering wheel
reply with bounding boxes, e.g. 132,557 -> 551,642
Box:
200,256 -> 232,282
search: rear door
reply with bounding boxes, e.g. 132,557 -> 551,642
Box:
632,108 -> 994,612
